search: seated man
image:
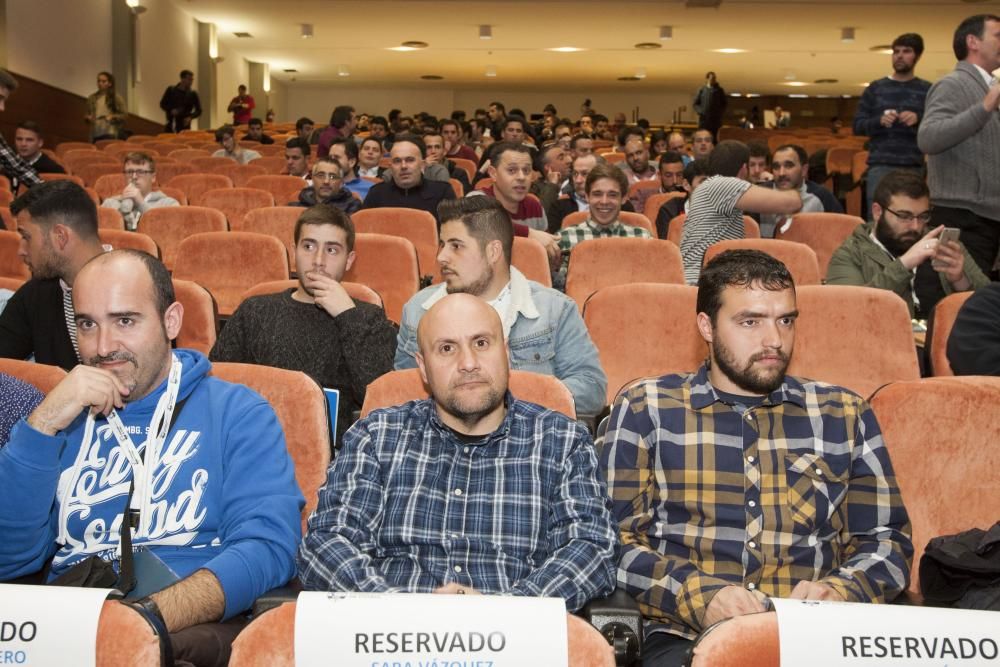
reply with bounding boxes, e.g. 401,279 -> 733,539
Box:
827,170 -> 987,319
211,205 -> 395,446
423,129 -> 471,194
551,153 -> 600,229
691,129 -> 714,161
283,137 -> 311,179
747,143 -> 772,185
558,163 -> 651,283
290,158 -> 361,214
0,249 -> 303,665
246,117 -> 274,145
299,292 -> 617,611
213,125 -> 261,165
361,133 -> 454,220
12,121 -> 65,177
101,152 -> 180,230
327,137 -> 373,201
621,137 -> 658,210
470,141 -> 547,230
758,144 -> 838,237
601,250 -> 913,667
395,197 -> 607,417
0,372 -> 43,446
947,282 -> 1000,376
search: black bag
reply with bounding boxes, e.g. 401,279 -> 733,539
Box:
919,521 -> 1000,610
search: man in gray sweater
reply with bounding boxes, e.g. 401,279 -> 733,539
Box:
917,14 -> 1000,275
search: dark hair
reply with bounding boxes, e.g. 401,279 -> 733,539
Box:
96,71 -> 121,114
16,120 -> 42,137
684,158 -> 710,184
370,116 -> 388,129
490,140 -> 532,167
697,250 -> 795,323
569,134 -> 593,150
360,136 -> 382,153
707,140 -> 750,177
123,151 -> 156,172
658,150 -> 685,167
215,125 -> 236,142
439,119 -> 460,133
693,128 -> 714,142
388,109 -> 401,122
543,103 -> 557,115
892,32 -> 925,57
391,133 -> 426,158
89,249 -> 175,316
489,101 -> 506,114
248,118 -> 263,128
592,114 -> 609,124
637,118 -> 650,131
585,163 -> 628,197
293,203 -> 356,250
617,125 -> 645,147
748,142 -> 770,161
10,180 -> 98,241
648,129 -> 669,157
295,117 -> 314,131
330,105 -> 355,129
180,69 -> 193,79
285,137 -> 311,157
328,137 -> 360,172
437,196 -> 513,264
873,170 -> 930,208
501,115 -> 526,133
0,69 -> 18,91
238,84 -> 247,91
773,144 -> 808,166
954,15 -> 1000,60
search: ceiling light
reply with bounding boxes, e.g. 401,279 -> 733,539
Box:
479,25 -> 492,40
547,47 -> 584,53
233,32 -> 252,38
814,78 -> 838,84
869,44 -> 893,54
784,72 -> 797,81
125,0 -> 138,5
485,65 -> 497,78
617,76 -> 641,82
421,75 -> 444,80
659,26 -> 673,41
745,93 -> 761,98
784,81 -> 809,87
841,27 -> 855,43
300,24 -> 313,39
338,64 -> 350,77
283,68 -> 298,73
635,68 -> 647,79
788,93 -> 809,98
401,41 -> 429,49
635,42 -> 661,50
714,48 -> 747,54
729,93 -> 742,97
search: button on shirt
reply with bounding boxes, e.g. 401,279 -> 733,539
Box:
297,394 -> 619,612
599,364 -> 912,639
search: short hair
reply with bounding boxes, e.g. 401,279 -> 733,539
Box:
569,134 -> 593,150
490,141 -> 532,167
284,137 -> 310,157
391,133 -> 426,158
328,136 -> 360,163
16,120 -> 41,137
123,151 -> 156,171
421,128 -> 443,141
295,117 -> 314,131
873,170 -> 930,208
748,142 -> 770,161
618,125 -> 646,147
238,84 -> 247,91
773,144 -> 808,166
585,163 -> 628,196
543,103 -> 558,115
293,203 -> 356,250
659,150 -> 685,167
707,140 -> 750,177
893,32 -> 925,57
593,113 -> 609,124
10,180 -> 98,241
215,125 -> 236,142
501,115 -> 526,133
0,69 -> 18,91
489,101 -> 506,114
684,158 -> 710,184
330,105 -> 355,129
248,118 -> 263,128
180,69 -> 193,79
360,136 -> 382,153
439,118 -> 459,133
437,196 -> 513,265
697,250 -> 795,324
954,14 -> 1000,60
90,249 -> 175,317
312,157 -> 341,175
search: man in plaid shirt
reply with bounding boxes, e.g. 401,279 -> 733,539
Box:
600,250 -> 912,666
298,293 -> 618,611
0,70 -> 43,192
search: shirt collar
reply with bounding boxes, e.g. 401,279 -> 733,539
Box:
427,391 -> 515,445
972,63 -> 995,88
687,362 -> 808,411
421,266 -> 539,320
584,218 -> 624,234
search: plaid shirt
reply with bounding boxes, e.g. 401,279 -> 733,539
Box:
600,365 -> 912,639
0,135 -> 42,188
297,394 -> 619,611
558,218 -> 652,279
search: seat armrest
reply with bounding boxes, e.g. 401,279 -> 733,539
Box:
582,588 -> 643,666
251,579 -> 302,618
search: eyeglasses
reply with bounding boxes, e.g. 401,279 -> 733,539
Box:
123,169 -> 153,177
312,172 -> 342,182
885,207 -> 932,224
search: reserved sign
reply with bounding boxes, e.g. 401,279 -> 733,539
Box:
0,584 -> 116,667
772,598 -> 1000,665
294,592 -> 568,667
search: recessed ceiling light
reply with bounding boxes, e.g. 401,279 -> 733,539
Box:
660,26 -> 673,41
283,68 -> 298,73
713,48 -> 748,54
841,27 -> 855,43
233,32 -> 252,38
635,42 -> 661,50
729,92 -> 742,97
479,25 -> 492,40
485,65 -> 497,78
338,64 -> 350,77
617,76 -> 641,82
401,41 -> 428,49
300,24 -> 313,39
547,47 -> 585,53
745,93 -> 761,98
788,93 -> 809,98
814,78 -> 838,84
869,44 -> 893,54
784,81 -> 809,87
420,75 -> 444,80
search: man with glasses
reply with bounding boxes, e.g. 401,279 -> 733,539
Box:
827,170 -> 987,318
290,157 -> 360,214
101,152 -> 179,231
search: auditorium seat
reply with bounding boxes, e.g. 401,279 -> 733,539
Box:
667,213 -> 760,246
926,291 -> 974,377
55,141 -> 97,157
193,187 -> 274,229
789,285 -> 920,398
209,162 -> 268,187
511,236 -> 552,287
244,175 -> 307,206
449,157 -> 476,181
254,144 -> 286,157
174,232 -> 289,317
603,153 -> 626,165
343,233 -> 420,324
248,156 -> 287,175
96,207 -> 125,231
39,173 -> 85,187
0,229 -> 29,279
84,187 -> 101,206
62,149 -> 117,171
237,206 -> 301,271
690,612 -> 779,667
775,212 -> 862,278
583,283 -> 705,405
350,208 -> 439,284
71,162 -> 121,187
165,174 -> 234,204
0,276 -> 25,292
172,278 -> 218,355
565,237 -> 684,311
98,229 -> 159,257
703,239 -> 821,285
561,210 -> 656,236
871,376 -> 1000,594
0,358 -> 66,393
136,206 -> 228,271
363,368 -> 576,419
210,362 -> 330,529
190,156 -> 237,172
94,138 -> 124,151
166,148 -> 212,162
448,177 -> 464,198
145,141 -> 182,155
627,178 -> 661,203
643,191 -> 686,231
152,162 -> 196,184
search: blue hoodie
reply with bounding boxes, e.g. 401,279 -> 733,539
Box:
0,349 -> 304,618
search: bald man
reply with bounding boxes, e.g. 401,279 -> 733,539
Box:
0,249 -> 303,666
299,293 -> 618,610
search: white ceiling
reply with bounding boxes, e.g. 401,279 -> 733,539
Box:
175,0 -> 999,95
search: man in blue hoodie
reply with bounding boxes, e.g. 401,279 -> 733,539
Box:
0,249 -> 303,666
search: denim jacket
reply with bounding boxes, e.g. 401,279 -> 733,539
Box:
393,267 -> 608,416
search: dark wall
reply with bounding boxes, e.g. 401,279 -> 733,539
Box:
725,95 -> 860,129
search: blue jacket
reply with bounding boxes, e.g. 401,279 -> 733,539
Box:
394,268 -> 608,416
0,349 -> 304,618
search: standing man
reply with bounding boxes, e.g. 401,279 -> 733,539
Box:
0,71 -> 43,188
693,72 -> 727,142
854,33 -> 931,216
101,152 -> 180,231
918,14 -> 1000,275
227,84 -> 255,125
159,69 -> 202,133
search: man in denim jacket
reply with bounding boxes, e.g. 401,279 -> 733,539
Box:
394,197 -> 607,416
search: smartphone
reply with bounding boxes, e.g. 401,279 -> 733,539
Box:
932,227 -> 961,270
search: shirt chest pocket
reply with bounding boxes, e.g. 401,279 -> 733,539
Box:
508,331 -> 556,372
784,452 -> 849,531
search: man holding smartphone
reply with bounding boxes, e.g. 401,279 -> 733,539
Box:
827,171 -> 989,318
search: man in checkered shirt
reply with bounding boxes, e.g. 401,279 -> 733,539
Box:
600,250 -> 912,666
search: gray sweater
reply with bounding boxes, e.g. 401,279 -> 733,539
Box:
917,62 -> 1000,221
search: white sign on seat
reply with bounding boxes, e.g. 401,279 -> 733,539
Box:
295,592 -> 568,667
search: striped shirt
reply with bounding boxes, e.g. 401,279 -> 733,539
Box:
297,394 -> 619,611
679,176 -> 751,284
558,219 -> 652,281
600,365 -> 912,639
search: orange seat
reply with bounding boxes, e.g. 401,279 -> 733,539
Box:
583,283 -> 704,405
83,187 -> 101,207
561,210 -> 655,236
94,174 -> 128,202
95,139 -> 126,151
789,285 -> 920,398
448,177 -> 464,198
167,148 -> 212,162
643,191 -> 686,230
173,231 -> 289,317
238,206 -> 301,271
667,213 -> 760,246
703,239 -> 821,285
192,187 -> 274,229
136,206 -> 228,271
927,291 -> 974,377
165,173 -> 234,204
55,141 -> 97,157
774,212 -> 863,278
152,161 -> 196,185
473,176 -> 494,191
96,207 -> 125,231
350,208 -> 439,283
71,162 -> 121,187
98,228 -> 159,256
172,278 -> 217,355
254,144 -> 286,157
511,236 -> 552,288
0,229 -> 29,279
240,278 -> 383,308
565,237 -> 684,311
0,276 -> 25,292
39,173 -> 85,187
603,153 -> 626,165
244,175 -> 306,206
343,233 -> 420,324
208,163 -> 268,187
62,149 -> 117,170
0,358 -> 67,393
449,157 -> 476,181
626,178 -> 661,201
190,156 -> 237,172
248,156 -> 288,175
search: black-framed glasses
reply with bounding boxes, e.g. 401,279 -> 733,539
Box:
885,207 -> 932,224
123,169 -> 153,178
